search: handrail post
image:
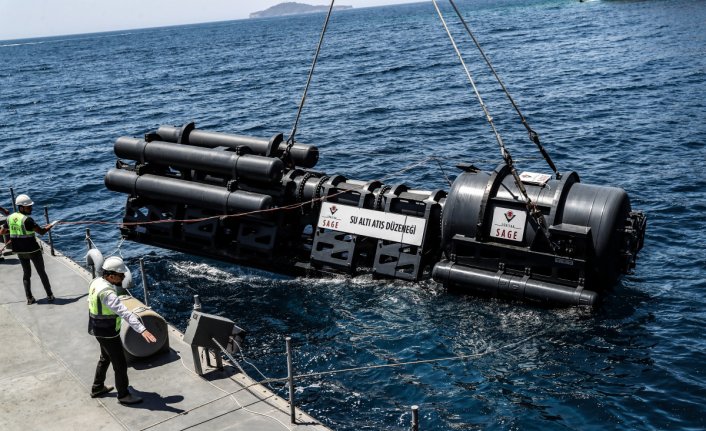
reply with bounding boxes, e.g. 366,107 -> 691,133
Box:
43,206 -> 55,256
139,258 -> 149,306
411,405 -> 419,431
10,187 -> 17,213
286,337 -> 296,424
85,228 -> 94,277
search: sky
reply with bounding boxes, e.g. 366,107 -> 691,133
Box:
0,0 -> 416,41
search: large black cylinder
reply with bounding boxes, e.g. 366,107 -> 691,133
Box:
441,167 -> 632,284
558,182 -> 631,282
432,261 -> 597,306
105,169 -> 272,214
156,125 -> 319,168
115,137 -> 283,183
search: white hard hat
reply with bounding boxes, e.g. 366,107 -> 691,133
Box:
15,194 -> 33,207
102,256 -> 128,274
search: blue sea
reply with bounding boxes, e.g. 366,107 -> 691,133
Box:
2,0 -> 705,429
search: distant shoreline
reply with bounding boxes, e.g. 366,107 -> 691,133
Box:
250,2 -> 353,19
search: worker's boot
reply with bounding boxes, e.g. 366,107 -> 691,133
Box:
118,393 -> 143,405
90,385 -> 114,398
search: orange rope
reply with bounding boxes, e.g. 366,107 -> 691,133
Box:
54,189 -> 347,227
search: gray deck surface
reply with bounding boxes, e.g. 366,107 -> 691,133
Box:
0,243 -> 331,431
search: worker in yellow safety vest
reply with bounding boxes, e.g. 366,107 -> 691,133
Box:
7,194 -> 55,304
0,204 -> 9,260
88,256 -> 157,405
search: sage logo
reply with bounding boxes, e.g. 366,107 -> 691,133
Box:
491,206 -> 527,243
329,205 -> 338,215
504,210 -> 516,222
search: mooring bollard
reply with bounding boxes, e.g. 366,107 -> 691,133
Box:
193,294 -> 202,311
411,405 -> 419,431
286,336 -> 296,424
139,258 -> 149,306
43,206 -> 55,256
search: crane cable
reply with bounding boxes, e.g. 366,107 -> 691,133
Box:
446,0 -> 560,179
431,0 -> 555,247
282,0 -> 336,168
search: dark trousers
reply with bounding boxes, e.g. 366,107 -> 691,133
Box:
19,252 -> 53,299
93,336 -> 130,398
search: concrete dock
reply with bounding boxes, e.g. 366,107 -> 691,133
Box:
0,243 -> 331,431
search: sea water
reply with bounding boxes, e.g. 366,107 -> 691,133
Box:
2,1 -> 705,429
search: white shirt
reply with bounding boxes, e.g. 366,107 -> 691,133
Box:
101,290 -> 147,334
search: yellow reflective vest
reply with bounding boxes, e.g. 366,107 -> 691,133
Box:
8,212 -> 40,255
88,278 -> 121,337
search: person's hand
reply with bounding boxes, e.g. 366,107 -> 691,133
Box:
141,330 -> 157,343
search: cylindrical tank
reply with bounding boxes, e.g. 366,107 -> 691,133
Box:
432,261 -> 598,306
119,295 -> 169,358
115,137 -> 284,183
105,169 -> 272,214
156,125 -> 319,168
557,182 -> 631,283
441,167 -> 633,285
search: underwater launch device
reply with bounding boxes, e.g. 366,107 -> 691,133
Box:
105,122 -> 645,306
104,1 -> 646,307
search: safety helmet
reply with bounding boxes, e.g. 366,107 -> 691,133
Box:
15,194 -> 33,207
102,256 -> 128,274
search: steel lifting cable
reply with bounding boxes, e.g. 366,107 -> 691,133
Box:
446,0 -> 560,179
431,0 -> 555,246
283,0 -> 336,167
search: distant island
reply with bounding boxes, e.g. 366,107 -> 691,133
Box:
250,2 -> 353,19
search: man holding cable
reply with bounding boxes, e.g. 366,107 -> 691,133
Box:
6,194 -> 55,304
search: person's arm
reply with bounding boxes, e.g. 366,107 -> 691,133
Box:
25,216 -> 52,235
102,292 -> 157,343
0,206 -> 8,216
